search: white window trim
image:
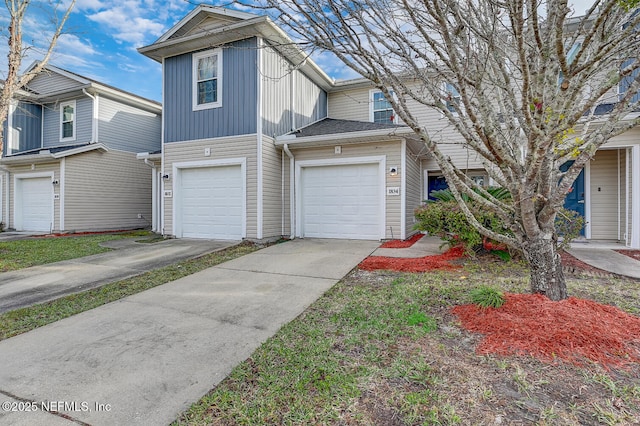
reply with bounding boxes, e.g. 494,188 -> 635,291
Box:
369,89 -> 398,124
192,48 -> 223,111
60,100 -> 76,142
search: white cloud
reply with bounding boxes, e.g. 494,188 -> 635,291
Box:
87,7 -> 165,46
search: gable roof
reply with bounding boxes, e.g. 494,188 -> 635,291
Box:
138,5 -> 333,91
20,62 -> 161,113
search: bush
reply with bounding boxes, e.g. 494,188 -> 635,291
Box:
470,286 -> 505,309
0,222 -> 4,233
414,188 -> 585,252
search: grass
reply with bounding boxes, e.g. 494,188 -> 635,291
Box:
174,257 -> 640,425
0,242 -> 257,341
0,230 -> 153,272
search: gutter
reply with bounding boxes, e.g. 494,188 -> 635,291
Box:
283,144 -> 295,239
0,166 -> 10,228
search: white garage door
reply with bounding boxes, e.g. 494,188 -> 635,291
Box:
178,166 -> 243,239
301,163 -> 381,240
17,177 -> 53,232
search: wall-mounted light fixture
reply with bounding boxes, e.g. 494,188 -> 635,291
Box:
162,173 -> 171,180
389,166 -> 398,176
52,180 -> 59,185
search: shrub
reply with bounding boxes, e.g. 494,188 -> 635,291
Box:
0,222 -> 4,233
470,286 -> 505,309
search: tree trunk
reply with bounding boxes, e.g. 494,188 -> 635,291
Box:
521,237 -> 567,301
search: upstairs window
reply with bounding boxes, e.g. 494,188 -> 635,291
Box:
193,49 -> 222,111
444,82 -> 460,114
370,90 -> 396,124
619,58 -> 640,104
60,100 -> 76,141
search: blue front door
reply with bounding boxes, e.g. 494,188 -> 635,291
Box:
561,162 -> 585,235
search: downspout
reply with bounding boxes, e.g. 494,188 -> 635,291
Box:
82,89 -> 98,143
283,143 -> 295,239
140,157 -> 157,233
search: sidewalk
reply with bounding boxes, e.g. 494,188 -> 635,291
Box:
0,238 -> 379,426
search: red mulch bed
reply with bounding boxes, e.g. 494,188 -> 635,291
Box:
379,233 -> 424,248
358,246 -> 465,272
452,293 -> 640,370
33,230 -> 137,238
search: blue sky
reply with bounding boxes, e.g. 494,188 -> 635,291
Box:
1,0 -> 595,103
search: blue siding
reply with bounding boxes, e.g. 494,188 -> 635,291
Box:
42,97 -> 93,148
164,38 -> 258,143
3,102 -> 42,155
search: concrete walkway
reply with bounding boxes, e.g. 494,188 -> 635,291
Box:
0,238 -> 236,313
567,243 -> 640,279
0,238 -> 378,426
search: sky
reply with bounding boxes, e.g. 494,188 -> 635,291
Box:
0,0 -> 597,103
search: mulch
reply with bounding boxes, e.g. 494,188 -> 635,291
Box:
379,233 -> 424,248
452,293 -> 640,370
358,246 -> 464,272
615,249 -> 640,261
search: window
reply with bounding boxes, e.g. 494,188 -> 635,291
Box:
60,100 -> 75,141
193,49 -> 222,110
619,58 -> 640,103
444,82 -> 460,114
370,90 -> 396,124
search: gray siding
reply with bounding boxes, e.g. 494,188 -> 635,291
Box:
42,97 -> 93,147
98,96 -> 161,153
3,102 -> 42,155
261,43 -> 327,137
27,71 -> 82,94
64,151 -> 152,231
164,38 -> 258,143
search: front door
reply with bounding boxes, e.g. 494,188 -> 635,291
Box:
561,162 -> 585,235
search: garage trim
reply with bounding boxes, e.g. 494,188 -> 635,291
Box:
172,158 -> 247,239
295,156 -> 386,239
13,171 -> 55,232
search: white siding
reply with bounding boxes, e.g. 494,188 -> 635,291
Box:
64,150 -> 152,231
97,96 -> 161,153
163,135 -> 259,238
405,146 -> 423,236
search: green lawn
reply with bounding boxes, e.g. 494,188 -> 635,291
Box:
175,257 -> 640,425
0,231 -> 153,272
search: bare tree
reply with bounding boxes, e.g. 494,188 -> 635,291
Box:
0,0 -> 76,156
244,0 -> 640,301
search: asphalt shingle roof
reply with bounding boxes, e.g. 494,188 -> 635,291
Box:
290,118 -> 406,138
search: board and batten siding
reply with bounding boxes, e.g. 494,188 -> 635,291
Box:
289,141 -> 403,240
64,151 -> 152,231
4,102 -> 42,155
328,84 -> 484,171
97,96 -> 161,153
42,97 -> 93,147
162,135 -> 259,238
261,44 -> 328,137
163,38 -> 258,143
5,162 -> 61,232
261,136 -> 284,238
27,71 -> 82,94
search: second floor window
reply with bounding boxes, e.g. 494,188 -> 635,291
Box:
60,100 -> 75,141
371,90 -> 396,124
193,49 -> 222,111
619,58 -> 640,104
444,82 -> 460,114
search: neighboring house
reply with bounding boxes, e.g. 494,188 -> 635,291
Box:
139,5 -> 640,246
0,63 -> 162,233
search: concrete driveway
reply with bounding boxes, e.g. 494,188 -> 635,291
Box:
0,238 -> 235,313
0,238 -> 379,426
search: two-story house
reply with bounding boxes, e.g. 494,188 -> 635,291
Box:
140,5 -> 640,247
0,63 -> 162,233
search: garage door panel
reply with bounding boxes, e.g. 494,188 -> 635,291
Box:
179,165 -> 243,240
18,177 -> 53,232
301,163 -> 381,240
